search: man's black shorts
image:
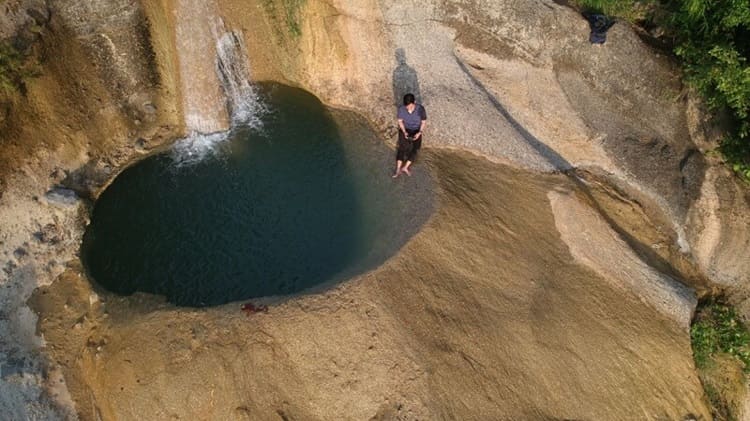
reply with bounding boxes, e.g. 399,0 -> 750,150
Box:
396,129 -> 422,162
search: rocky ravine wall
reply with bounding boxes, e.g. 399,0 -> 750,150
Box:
0,0 -> 749,419
0,0 -> 181,418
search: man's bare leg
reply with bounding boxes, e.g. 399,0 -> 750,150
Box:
393,160 -> 403,178
402,160 -> 412,176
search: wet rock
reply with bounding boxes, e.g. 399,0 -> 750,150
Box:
11,1 -> 49,54
45,259 -> 58,273
2,260 -> 17,276
134,137 -> 148,151
25,5 -> 50,26
44,187 -> 79,207
0,0 -> 48,40
0,357 -> 31,379
13,247 -> 27,259
142,102 -> 157,115
34,223 -> 63,244
1,356 -> 27,379
60,161 -> 112,198
0,101 -> 9,129
49,167 -> 66,181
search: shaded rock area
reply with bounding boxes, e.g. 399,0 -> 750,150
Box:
0,0 -> 748,418
32,151 -> 710,420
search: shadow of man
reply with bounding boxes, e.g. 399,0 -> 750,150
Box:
392,48 -> 422,107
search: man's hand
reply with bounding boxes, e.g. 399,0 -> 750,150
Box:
414,131 -> 422,140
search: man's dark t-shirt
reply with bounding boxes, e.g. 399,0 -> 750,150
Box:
397,104 -> 427,131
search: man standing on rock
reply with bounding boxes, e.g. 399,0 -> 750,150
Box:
393,93 -> 427,178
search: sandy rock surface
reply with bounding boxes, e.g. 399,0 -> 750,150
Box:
1,0 -> 749,419
32,151 -> 710,420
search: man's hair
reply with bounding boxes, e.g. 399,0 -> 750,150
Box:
403,93 -> 415,106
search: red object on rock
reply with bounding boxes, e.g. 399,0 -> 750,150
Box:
241,302 -> 268,315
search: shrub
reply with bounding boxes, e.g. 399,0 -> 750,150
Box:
691,301 -> 750,371
261,0 -> 305,37
0,42 -> 31,93
576,0 -> 657,21
669,0 -> 750,179
691,300 -> 750,420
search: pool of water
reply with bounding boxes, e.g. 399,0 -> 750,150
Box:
81,84 -> 433,306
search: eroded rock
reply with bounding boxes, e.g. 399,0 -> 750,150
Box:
44,187 -> 79,208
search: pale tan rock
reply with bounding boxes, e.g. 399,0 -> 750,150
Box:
2,0 -> 750,418
549,190 -> 695,327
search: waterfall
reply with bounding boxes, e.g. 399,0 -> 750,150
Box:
214,22 -> 263,127
171,1 -> 263,164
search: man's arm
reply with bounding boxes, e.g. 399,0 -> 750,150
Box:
398,118 -> 407,136
415,119 -> 426,139
416,105 -> 427,139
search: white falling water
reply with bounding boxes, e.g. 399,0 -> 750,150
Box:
172,1 -> 263,165
214,21 -> 263,128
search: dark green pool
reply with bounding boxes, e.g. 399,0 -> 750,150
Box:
81,84 -> 433,306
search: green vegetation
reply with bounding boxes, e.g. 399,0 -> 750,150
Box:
0,42 -> 35,93
282,0 -> 304,37
575,0 -> 750,181
690,299 -> 750,420
573,0 -> 653,21
262,0 -> 306,37
691,300 -> 750,371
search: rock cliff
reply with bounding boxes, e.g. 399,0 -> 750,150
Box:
1,0 -> 749,419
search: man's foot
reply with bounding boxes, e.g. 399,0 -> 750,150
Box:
402,167 -> 411,176
392,170 -> 400,178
